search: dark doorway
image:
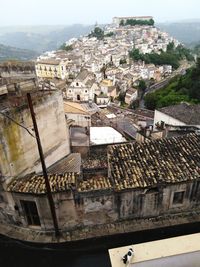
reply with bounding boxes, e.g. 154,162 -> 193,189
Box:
77,95 -> 81,101
21,200 -> 41,226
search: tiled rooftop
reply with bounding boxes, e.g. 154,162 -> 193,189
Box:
7,134 -> 200,194
158,103 -> 200,125
78,177 -> 112,192
82,155 -> 107,169
36,59 -> 62,65
47,153 -> 81,173
75,69 -> 89,81
108,133 -> 200,190
7,173 -> 78,194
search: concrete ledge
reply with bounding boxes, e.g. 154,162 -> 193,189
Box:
1,210 -> 200,243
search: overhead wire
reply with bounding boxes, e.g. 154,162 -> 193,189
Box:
0,111 -> 35,138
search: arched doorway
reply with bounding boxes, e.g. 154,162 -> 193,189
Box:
77,95 -> 80,101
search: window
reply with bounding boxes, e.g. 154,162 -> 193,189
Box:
76,82 -> 79,86
173,191 -> 184,205
0,194 -> 4,202
21,200 -> 41,226
85,90 -> 88,93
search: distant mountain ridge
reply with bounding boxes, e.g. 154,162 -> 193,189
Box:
0,43 -> 38,61
1,21 -> 200,59
0,24 -> 94,53
157,22 -> 200,45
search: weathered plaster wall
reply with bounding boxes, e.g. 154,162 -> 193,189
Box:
5,189 -> 117,231
117,181 -> 200,220
77,191 -> 118,226
66,113 -> 91,127
3,180 -> 200,233
0,91 -> 70,180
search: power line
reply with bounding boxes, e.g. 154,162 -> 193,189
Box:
0,111 -> 35,138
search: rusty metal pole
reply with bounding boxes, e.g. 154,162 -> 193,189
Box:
27,93 -> 60,237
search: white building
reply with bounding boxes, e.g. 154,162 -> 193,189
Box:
125,88 -> 138,105
154,103 -> 200,130
63,101 -> 91,128
96,94 -> 110,106
66,70 -> 98,102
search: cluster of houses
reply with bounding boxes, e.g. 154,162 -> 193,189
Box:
35,16 -> 178,107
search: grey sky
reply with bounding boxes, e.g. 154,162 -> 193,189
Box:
0,0 -> 200,26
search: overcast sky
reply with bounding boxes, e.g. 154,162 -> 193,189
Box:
0,0 -> 200,26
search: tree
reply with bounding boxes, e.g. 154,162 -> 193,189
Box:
144,93 -> 157,110
105,32 -> 114,37
138,80 -> 146,92
122,19 -> 155,26
143,61 -> 200,110
196,57 -> 200,70
167,42 -> 175,52
130,99 -> 139,109
129,48 -> 144,61
118,91 -> 126,104
149,19 -> 155,26
119,58 -> 127,65
59,44 -> 73,51
100,63 -> 107,79
88,27 -> 104,40
128,44 -> 193,69
119,20 -> 125,26
189,81 -> 200,100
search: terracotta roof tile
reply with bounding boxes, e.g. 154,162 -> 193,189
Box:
78,177 -> 112,192
7,173 -> 78,194
7,134 -> 200,194
108,133 -> 200,190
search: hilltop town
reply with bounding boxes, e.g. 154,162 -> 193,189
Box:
35,16 -> 181,106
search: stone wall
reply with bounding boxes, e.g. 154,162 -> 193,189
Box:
4,179 -> 200,233
116,181 -> 200,220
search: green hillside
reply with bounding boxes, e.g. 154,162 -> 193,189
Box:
129,42 -> 194,69
0,24 -> 94,53
144,59 -> 200,110
0,43 -> 38,61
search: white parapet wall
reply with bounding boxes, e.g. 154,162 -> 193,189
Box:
109,233 -> 200,267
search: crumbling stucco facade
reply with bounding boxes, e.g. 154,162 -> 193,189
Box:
0,91 -> 70,180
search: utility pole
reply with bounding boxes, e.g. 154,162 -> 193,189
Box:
27,93 -> 60,237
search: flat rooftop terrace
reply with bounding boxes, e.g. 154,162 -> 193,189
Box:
109,233 -> 200,267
